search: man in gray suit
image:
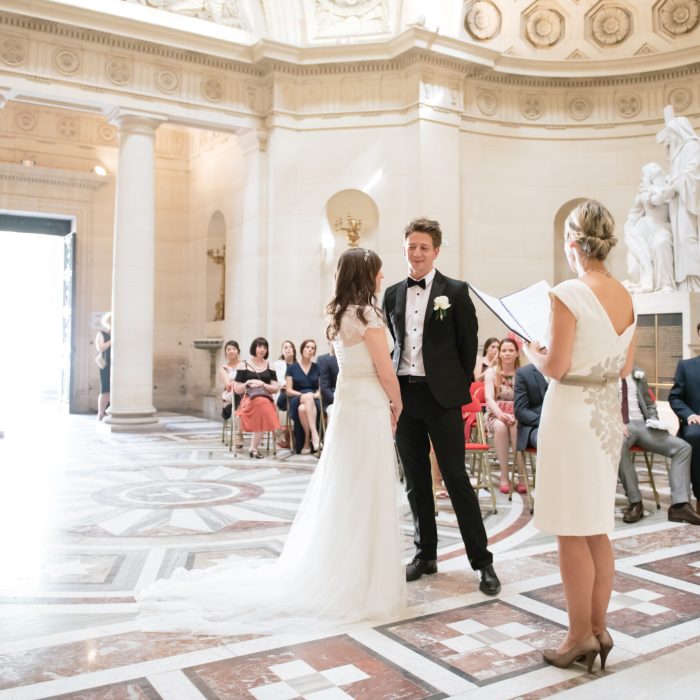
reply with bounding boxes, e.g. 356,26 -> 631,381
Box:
619,368 -> 700,525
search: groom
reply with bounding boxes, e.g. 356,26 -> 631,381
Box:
383,217 -> 500,595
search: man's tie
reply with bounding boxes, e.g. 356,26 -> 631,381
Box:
621,379 -> 630,424
407,277 -> 426,289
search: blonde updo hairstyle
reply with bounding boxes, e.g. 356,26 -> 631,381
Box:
565,199 -> 617,261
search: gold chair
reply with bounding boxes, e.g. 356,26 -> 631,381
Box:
462,401 -> 497,514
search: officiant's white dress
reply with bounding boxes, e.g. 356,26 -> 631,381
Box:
137,306 -> 406,634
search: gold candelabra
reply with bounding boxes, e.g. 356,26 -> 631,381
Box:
206,244 -> 226,321
335,213 -> 362,247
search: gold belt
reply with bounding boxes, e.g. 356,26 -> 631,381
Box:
558,372 -> 619,387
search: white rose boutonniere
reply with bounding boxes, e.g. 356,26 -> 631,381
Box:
434,295 -> 451,320
633,369 -> 645,380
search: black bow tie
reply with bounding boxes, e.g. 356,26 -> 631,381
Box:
407,277 -> 426,289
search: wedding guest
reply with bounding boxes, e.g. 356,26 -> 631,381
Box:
219,340 -> 244,448
273,340 -> 296,448
514,363 -> 548,451
286,339 -> 321,454
234,337 -> 280,459
484,338 -> 522,494
473,337 -> 499,382
95,312 -> 112,420
669,322 -> 700,513
619,369 -> 699,525
317,343 -> 339,418
525,199 -> 636,672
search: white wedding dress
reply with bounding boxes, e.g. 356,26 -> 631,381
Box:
137,306 -> 406,634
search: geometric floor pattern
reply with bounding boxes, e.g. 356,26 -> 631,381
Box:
1,408 -> 699,699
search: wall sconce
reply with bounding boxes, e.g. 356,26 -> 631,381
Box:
335,213 -> 362,247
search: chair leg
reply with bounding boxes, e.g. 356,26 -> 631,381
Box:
644,452 -> 661,510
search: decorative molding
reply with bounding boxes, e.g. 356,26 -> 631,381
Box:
635,42 -> 658,55
567,94 -> 593,120
106,57 -> 133,85
123,0 -> 250,30
15,111 -> 35,131
476,89 -> 498,115
312,0 -> 389,39
589,5 -> 632,47
655,0 -> 700,38
524,7 -> 565,48
0,162 -> 109,190
54,48 -> 81,75
57,116 -> 79,138
566,49 -> 590,60
155,66 -> 180,93
667,85 -> 693,111
615,91 -> 642,117
0,35 -> 26,65
520,93 -> 545,120
465,1 -> 501,41
201,75 -> 224,101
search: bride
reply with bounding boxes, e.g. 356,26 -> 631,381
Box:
138,247 -> 407,634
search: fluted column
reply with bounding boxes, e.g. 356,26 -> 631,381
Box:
104,111 -> 164,428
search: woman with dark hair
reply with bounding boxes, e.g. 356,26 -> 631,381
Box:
474,337 -> 500,383
139,247 -> 405,633
233,337 -> 280,458
219,340 -> 244,448
285,339 -> 321,454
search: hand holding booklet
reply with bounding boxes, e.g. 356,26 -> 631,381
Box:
470,280 -> 552,346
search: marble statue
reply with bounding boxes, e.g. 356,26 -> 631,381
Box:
623,162 -> 675,293
656,106 -> 700,291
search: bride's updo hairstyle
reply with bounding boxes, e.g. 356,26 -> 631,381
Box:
565,199 -> 617,261
326,247 -> 382,340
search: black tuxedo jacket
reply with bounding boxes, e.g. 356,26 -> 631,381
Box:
316,353 -> 339,406
514,363 -> 548,451
669,356 -> 700,433
382,269 -> 478,408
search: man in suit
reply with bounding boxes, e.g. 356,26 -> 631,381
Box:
514,363 -> 548,451
669,326 -> 700,515
619,368 -> 699,524
316,345 -> 339,417
382,217 -> 500,595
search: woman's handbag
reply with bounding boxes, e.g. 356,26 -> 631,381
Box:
95,353 -> 106,369
244,362 -> 273,401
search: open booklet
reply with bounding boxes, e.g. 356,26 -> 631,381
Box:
470,280 -> 553,346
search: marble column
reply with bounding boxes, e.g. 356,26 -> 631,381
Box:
104,111 -> 164,429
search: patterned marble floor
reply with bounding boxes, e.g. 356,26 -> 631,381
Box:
1,406 -> 699,699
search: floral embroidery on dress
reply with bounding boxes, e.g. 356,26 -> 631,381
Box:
583,356 -> 627,457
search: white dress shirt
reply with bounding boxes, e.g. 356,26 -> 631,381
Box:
398,268 -> 436,377
619,376 -> 644,422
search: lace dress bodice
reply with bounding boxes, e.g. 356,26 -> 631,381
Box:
332,305 -> 385,380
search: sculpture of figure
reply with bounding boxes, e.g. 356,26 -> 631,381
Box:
623,162 -> 675,293
656,106 -> 700,291
128,0 -> 247,28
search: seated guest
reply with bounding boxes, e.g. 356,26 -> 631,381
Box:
219,339 -> 244,448
514,362 -> 548,450
286,338 -> 321,454
484,337 -> 523,494
316,343 -> 339,418
273,340 -> 296,447
473,337 -> 499,383
669,331 -> 700,516
234,337 -> 280,459
620,368 -> 699,525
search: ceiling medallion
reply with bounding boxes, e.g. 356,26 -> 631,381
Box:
568,96 -> 593,121
525,8 -> 564,48
465,1 -> 502,41
590,6 -> 632,46
476,90 -> 499,116
616,93 -> 642,118
667,86 -> 693,112
54,49 -> 80,75
520,94 -> 545,120
656,0 -> 700,36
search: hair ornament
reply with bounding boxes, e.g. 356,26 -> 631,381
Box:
363,248 -> 370,262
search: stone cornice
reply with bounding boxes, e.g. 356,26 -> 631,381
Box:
0,162 -> 109,190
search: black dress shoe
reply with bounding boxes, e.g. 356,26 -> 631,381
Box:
622,501 -> 644,524
668,502 -> 700,525
406,556 -> 437,582
478,564 -> 501,595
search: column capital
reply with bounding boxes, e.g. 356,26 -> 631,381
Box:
107,108 -> 168,134
237,127 -> 269,154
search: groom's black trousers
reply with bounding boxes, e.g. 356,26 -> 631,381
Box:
396,377 -> 493,570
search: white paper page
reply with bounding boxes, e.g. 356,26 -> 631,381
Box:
471,280 -> 552,345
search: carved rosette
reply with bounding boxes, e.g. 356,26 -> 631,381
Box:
15,112 -> 36,131
615,92 -> 642,118
155,68 -> 180,94
57,117 -> 79,138
476,90 -> 499,116
590,6 -> 631,46
465,1 -> 502,41
524,8 -> 564,47
99,125 -> 117,142
520,94 -> 545,120
106,58 -> 132,85
0,37 -> 26,66
568,95 -> 593,121
656,0 -> 700,37
201,76 -> 224,102
667,86 -> 693,112
54,48 -> 80,75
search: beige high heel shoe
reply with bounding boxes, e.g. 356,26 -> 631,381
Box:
596,629 -> 613,671
542,635 -> 600,673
